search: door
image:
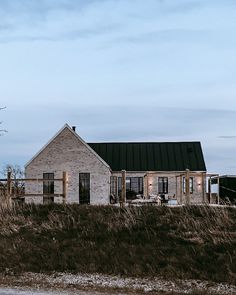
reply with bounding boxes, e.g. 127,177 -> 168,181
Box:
43,173 -> 54,204
79,173 -> 90,204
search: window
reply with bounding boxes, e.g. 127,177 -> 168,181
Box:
43,173 -> 54,194
79,173 -> 90,204
110,176 -> 118,203
183,177 -> 194,194
158,177 -> 168,194
110,176 -> 118,196
118,177 -> 143,200
43,173 -> 54,204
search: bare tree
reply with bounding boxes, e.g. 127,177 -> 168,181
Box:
0,107 -> 7,136
1,164 -> 25,197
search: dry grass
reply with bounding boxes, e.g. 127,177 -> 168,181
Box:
0,203 -> 235,284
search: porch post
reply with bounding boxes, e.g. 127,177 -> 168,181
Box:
202,172 -> 205,203
146,173 -> 149,199
121,170 -> 126,208
143,174 -> 148,199
179,175 -> 183,205
186,169 -> 190,205
175,175 -> 178,202
208,177 -> 212,204
217,175 -> 220,205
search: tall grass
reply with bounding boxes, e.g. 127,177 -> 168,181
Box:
0,203 -> 235,284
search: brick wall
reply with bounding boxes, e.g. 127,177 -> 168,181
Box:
25,127 -> 111,205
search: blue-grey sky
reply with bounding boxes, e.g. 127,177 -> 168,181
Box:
1,0 -> 236,174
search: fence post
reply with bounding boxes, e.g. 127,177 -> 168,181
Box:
62,171 -> 68,204
7,171 -> 12,207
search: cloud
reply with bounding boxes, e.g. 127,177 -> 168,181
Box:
0,1 -> 101,29
1,0 -> 236,174
0,0 -> 111,31
0,0 -> 102,16
0,0 -> 235,45
2,104 -> 236,172
28,105 -> 235,142
115,29 -> 208,45
157,0 -> 203,14
0,23 -> 120,44
0,24 -> 13,31
218,136 -> 236,139
0,0 -> 121,43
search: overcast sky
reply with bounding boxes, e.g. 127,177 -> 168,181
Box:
1,0 -> 236,175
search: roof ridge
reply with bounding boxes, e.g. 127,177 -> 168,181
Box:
88,141 -> 201,144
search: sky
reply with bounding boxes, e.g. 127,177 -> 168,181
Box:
0,0 -> 236,175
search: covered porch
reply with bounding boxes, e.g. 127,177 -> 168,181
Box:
114,170 -> 220,206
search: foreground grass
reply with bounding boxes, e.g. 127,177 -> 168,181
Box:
0,204 -> 235,284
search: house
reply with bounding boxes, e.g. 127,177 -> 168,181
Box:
25,124 -> 208,205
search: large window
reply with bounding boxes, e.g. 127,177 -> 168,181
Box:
43,173 -> 54,204
79,173 -> 90,204
118,177 -> 143,200
110,176 -> 118,196
110,176 -> 118,203
158,177 -> 168,194
183,177 -> 194,194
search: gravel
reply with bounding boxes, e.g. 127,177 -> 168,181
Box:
1,272 -> 235,295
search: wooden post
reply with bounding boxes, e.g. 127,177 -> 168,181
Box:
120,170 -> 126,208
217,175 -> 220,205
146,174 -> 149,199
143,174 -> 147,199
202,172 -> 205,203
7,171 -> 12,206
175,175 -> 178,204
179,175 -> 183,205
62,171 -> 68,204
186,169 -> 190,205
208,177 -> 212,204
147,173 -> 149,199
143,174 -> 147,198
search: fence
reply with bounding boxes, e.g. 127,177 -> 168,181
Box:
0,171 -> 68,206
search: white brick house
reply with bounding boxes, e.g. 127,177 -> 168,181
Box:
25,124 -> 208,205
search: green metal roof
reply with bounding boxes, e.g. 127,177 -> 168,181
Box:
88,142 -> 206,172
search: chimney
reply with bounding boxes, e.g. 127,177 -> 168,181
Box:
72,126 -> 76,132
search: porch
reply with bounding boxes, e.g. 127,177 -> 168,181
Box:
111,170 -> 220,206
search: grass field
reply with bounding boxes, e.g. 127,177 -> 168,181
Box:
0,204 -> 235,285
